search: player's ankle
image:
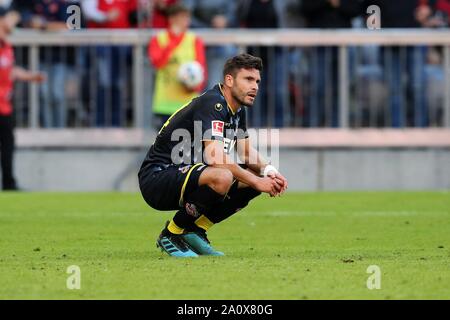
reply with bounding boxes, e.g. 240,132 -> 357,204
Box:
194,215 -> 214,232
167,220 -> 185,235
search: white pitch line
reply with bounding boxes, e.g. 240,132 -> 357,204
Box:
262,211 -> 448,217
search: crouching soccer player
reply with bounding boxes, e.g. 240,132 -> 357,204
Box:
138,53 -> 288,257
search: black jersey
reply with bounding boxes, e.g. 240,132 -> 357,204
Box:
142,84 -> 249,167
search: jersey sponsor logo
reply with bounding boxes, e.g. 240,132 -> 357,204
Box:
223,137 -> 236,154
212,121 -> 224,137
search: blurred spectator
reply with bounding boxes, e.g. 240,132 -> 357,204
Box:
364,0 -> 431,127
184,0 -> 238,89
185,0 -> 237,28
147,3 -> 206,129
82,0 -> 137,127
83,0 -> 137,29
302,0 -> 361,28
281,0 -> 306,28
301,0 -> 361,127
276,0 -> 307,127
353,45 -> 387,127
237,0 -> 288,128
418,0 -> 449,125
435,0 -> 450,25
425,47 -> 445,125
364,0 -> 437,28
20,0 -> 78,128
0,9 -> 45,190
416,0 -> 449,27
138,0 -> 178,29
150,0 -> 177,28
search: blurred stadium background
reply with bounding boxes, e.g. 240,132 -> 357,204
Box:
2,0 -> 450,192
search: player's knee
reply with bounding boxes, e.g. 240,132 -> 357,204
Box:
210,169 -> 234,195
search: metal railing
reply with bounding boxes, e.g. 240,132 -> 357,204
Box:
9,29 -> 450,129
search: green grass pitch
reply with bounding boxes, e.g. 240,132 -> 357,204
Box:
0,191 -> 449,300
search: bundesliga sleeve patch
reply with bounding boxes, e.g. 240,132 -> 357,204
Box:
211,121 -> 224,137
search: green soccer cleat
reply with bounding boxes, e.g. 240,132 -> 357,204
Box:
182,231 -> 224,256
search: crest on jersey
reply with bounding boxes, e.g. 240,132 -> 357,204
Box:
212,121 -> 224,137
214,103 -> 223,112
178,165 -> 192,174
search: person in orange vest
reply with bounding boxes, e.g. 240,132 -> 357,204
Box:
0,9 -> 45,191
147,3 -> 207,129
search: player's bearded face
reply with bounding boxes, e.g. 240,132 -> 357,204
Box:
231,69 -> 261,107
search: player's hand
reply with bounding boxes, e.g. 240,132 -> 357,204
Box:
267,172 -> 288,195
254,177 -> 281,197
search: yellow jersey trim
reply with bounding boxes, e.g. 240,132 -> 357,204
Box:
218,83 -> 236,115
179,163 -> 204,207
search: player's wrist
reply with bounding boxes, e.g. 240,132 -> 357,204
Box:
248,175 -> 261,189
261,164 -> 278,177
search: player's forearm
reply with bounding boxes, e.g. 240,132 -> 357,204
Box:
205,143 -> 259,187
211,162 -> 259,188
240,145 -> 268,176
246,153 -> 268,176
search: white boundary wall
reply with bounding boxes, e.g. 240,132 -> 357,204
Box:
11,129 -> 450,192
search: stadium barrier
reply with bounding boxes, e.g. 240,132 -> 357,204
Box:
7,30 -> 450,191
14,128 -> 450,191
9,29 -> 450,129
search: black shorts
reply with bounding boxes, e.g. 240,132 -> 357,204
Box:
138,163 -> 209,211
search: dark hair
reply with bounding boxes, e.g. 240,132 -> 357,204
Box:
0,8 -> 9,18
223,53 -> 263,79
166,3 -> 190,17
